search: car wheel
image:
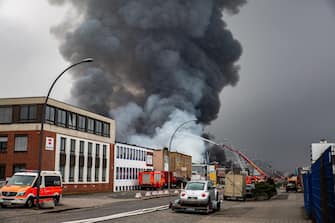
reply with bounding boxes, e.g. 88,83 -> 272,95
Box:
216,200 -> 221,210
25,197 -> 34,208
53,196 -> 60,206
206,199 -> 213,214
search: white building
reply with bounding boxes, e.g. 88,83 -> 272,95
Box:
114,142 -> 154,191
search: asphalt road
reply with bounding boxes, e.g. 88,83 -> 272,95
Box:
0,192 -> 311,223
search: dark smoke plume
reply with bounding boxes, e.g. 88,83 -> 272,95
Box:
51,0 -> 245,160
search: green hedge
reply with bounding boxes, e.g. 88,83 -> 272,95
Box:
253,182 -> 277,199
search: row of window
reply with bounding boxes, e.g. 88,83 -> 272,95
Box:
115,185 -> 140,192
116,145 -> 147,161
0,135 -> 28,152
59,137 -> 108,157
0,105 -> 111,138
45,106 -> 110,137
0,105 -> 37,124
115,167 -> 144,180
59,137 -> 108,183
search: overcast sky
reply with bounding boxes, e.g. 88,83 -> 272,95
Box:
0,0 -> 334,172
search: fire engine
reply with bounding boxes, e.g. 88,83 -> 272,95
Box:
138,171 -> 176,189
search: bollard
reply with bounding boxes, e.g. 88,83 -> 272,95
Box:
135,192 -> 142,199
158,190 -> 164,195
174,190 -> 179,194
152,191 -> 158,196
145,191 -> 151,197
164,190 -> 169,195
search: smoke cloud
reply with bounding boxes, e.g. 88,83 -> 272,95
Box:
51,0 -> 245,161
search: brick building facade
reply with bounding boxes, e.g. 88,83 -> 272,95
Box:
0,97 -> 115,194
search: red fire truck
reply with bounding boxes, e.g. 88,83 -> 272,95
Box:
138,171 -> 177,189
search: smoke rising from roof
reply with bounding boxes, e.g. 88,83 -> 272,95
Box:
50,0 -> 245,161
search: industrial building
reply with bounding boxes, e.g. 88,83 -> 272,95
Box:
153,148 -> 192,180
113,142 -> 154,191
0,97 -> 115,193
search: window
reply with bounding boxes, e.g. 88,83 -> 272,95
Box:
88,142 -> 92,156
45,106 -> 55,124
60,166 -> 65,181
95,167 -> 99,181
0,106 -> 12,123
60,137 -> 66,152
102,145 -> 107,182
102,122 -> 110,137
126,148 -> 129,159
87,167 -> 92,182
79,141 -> 84,155
69,166 -> 74,182
56,109 -> 66,127
120,147 -> 123,159
95,144 -> 100,156
95,120 -> 102,135
70,139 -> 76,154
0,165 -> 6,180
117,146 -> 120,158
78,115 -> 86,131
68,112 -> 77,129
20,105 -> 37,121
13,164 -> 26,173
45,176 -> 61,187
78,166 -> 83,182
14,135 -> 28,152
79,141 -> 84,182
130,149 -> 133,160
103,145 -> 107,158
0,136 -> 8,152
116,167 -> 119,180
87,118 -> 94,133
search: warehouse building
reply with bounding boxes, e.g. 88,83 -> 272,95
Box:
0,97 -> 115,193
153,148 -> 192,180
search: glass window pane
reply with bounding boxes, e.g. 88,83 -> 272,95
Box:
0,107 -> 12,123
15,136 -> 28,151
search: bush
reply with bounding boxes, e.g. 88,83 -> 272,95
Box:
253,182 -> 277,199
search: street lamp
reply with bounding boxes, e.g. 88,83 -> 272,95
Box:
167,119 -> 197,191
36,58 -> 93,208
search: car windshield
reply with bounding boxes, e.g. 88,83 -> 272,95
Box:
186,182 -> 205,190
6,175 -> 36,186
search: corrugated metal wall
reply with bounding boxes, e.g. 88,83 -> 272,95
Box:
303,147 -> 335,223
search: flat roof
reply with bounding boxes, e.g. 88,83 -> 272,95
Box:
0,96 -> 114,123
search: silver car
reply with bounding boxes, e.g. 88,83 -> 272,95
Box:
180,180 -> 216,206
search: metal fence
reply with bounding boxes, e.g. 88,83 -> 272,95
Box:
303,146 -> 335,223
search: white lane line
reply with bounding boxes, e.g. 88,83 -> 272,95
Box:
62,205 -> 169,223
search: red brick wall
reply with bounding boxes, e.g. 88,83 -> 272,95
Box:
0,130 -> 56,177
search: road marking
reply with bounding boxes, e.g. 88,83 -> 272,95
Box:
62,205 -> 169,223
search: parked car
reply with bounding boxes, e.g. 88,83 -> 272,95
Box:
170,180 -> 221,213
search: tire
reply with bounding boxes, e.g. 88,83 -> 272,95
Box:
216,200 -> 221,211
53,196 -> 60,206
206,199 -> 213,214
25,197 -> 34,208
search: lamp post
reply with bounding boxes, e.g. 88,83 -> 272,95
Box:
167,119 -> 197,191
36,58 -> 93,208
